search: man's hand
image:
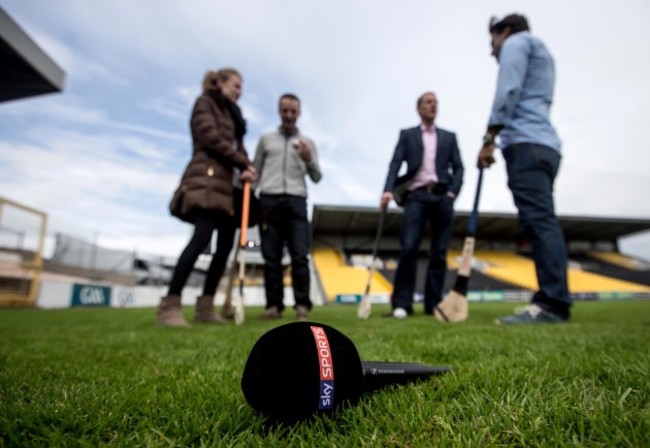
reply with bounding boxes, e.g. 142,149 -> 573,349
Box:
477,143 -> 496,169
239,165 -> 258,182
294,138 -> 313,163
380,192 -> 393,210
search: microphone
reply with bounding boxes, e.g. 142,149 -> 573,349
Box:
241,322 -> 451,424
361,361 -> 451,393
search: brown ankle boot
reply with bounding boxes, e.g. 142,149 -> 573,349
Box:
157,295 -> 189,327
194,295 -> 225,323
258,306 -> 282,320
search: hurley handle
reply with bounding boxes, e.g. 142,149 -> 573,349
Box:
467,169 -> 484,237
239,181 -> 251,246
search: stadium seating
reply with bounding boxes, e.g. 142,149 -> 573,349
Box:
471,251 -> 650,295
336,249 -> 650,300
583,252 -> 650,286
476,251 -> 539,290
312,248 -> 392,301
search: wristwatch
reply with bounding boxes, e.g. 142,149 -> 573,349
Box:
482,133 -> 495,146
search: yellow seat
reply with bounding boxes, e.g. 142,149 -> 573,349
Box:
312,248 -> 392,302
474,251 -> 650,294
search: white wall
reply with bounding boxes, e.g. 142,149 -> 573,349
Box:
36,280 -> 305,309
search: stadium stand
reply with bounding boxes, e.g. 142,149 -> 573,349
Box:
476,251 -> 539,290
312,247 -> 392,301
581,252 -> 650,286
475,251 -> 649,295
311,205 -> 650,303
4,197 -> 650,308
377,253 -> 524,294
0,5 -> 65,103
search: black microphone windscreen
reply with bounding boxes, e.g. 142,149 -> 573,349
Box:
241,322 -> 363,424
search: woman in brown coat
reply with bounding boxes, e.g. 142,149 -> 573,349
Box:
158,68 -> 257,327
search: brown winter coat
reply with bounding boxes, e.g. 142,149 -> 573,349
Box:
169,90 -> 251,223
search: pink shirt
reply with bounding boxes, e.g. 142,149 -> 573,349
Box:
409,124 -> 438,190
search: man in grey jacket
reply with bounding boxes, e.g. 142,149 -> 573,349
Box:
253,93 -> 322,320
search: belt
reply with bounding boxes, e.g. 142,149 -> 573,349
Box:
416,182 -> 447,194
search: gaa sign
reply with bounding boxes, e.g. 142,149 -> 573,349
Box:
71,284 -> 111,307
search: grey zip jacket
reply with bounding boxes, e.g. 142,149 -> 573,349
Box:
253,128 -> 322,197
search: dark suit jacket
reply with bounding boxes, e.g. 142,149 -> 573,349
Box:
383,125 -> 464,205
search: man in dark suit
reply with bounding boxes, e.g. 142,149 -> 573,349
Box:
381,91 -> 464,318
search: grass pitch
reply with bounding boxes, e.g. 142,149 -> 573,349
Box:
1,301 -> 649,447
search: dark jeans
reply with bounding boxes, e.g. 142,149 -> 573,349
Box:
168,210 -> 236,297
260,195 -> 311,312
503,143 -> 571,316
392,189 -> 455,313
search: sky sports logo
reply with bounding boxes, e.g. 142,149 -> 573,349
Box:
310,325 -> 334,410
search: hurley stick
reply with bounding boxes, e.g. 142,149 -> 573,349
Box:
220,242 -> 239,320
357,207 -> 386,319
435,169 -> 484,323
235,181 -> 251,326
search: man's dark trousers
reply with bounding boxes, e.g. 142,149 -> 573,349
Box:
503,142 -> 571,317
260,194 -> 311,312
392,189 -> 455,314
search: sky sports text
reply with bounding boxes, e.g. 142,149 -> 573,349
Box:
311,326 -> 335,410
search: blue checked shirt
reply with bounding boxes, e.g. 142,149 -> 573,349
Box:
488,31 -> 562,153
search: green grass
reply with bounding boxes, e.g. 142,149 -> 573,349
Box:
1,301 -> 649,447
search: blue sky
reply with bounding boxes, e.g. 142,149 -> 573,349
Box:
1,0 -> 649,260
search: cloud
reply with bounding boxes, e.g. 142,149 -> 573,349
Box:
0,127 -> 185,255
0,95 -> 188,143
1,0 -> 649,262
25,28 -> 131,87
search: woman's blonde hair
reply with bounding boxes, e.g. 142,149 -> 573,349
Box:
202,68 -> 241,92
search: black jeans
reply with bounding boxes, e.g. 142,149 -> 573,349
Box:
260,195 -> 311,312
392,189 -> 455,314
167,210 -> 236,297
